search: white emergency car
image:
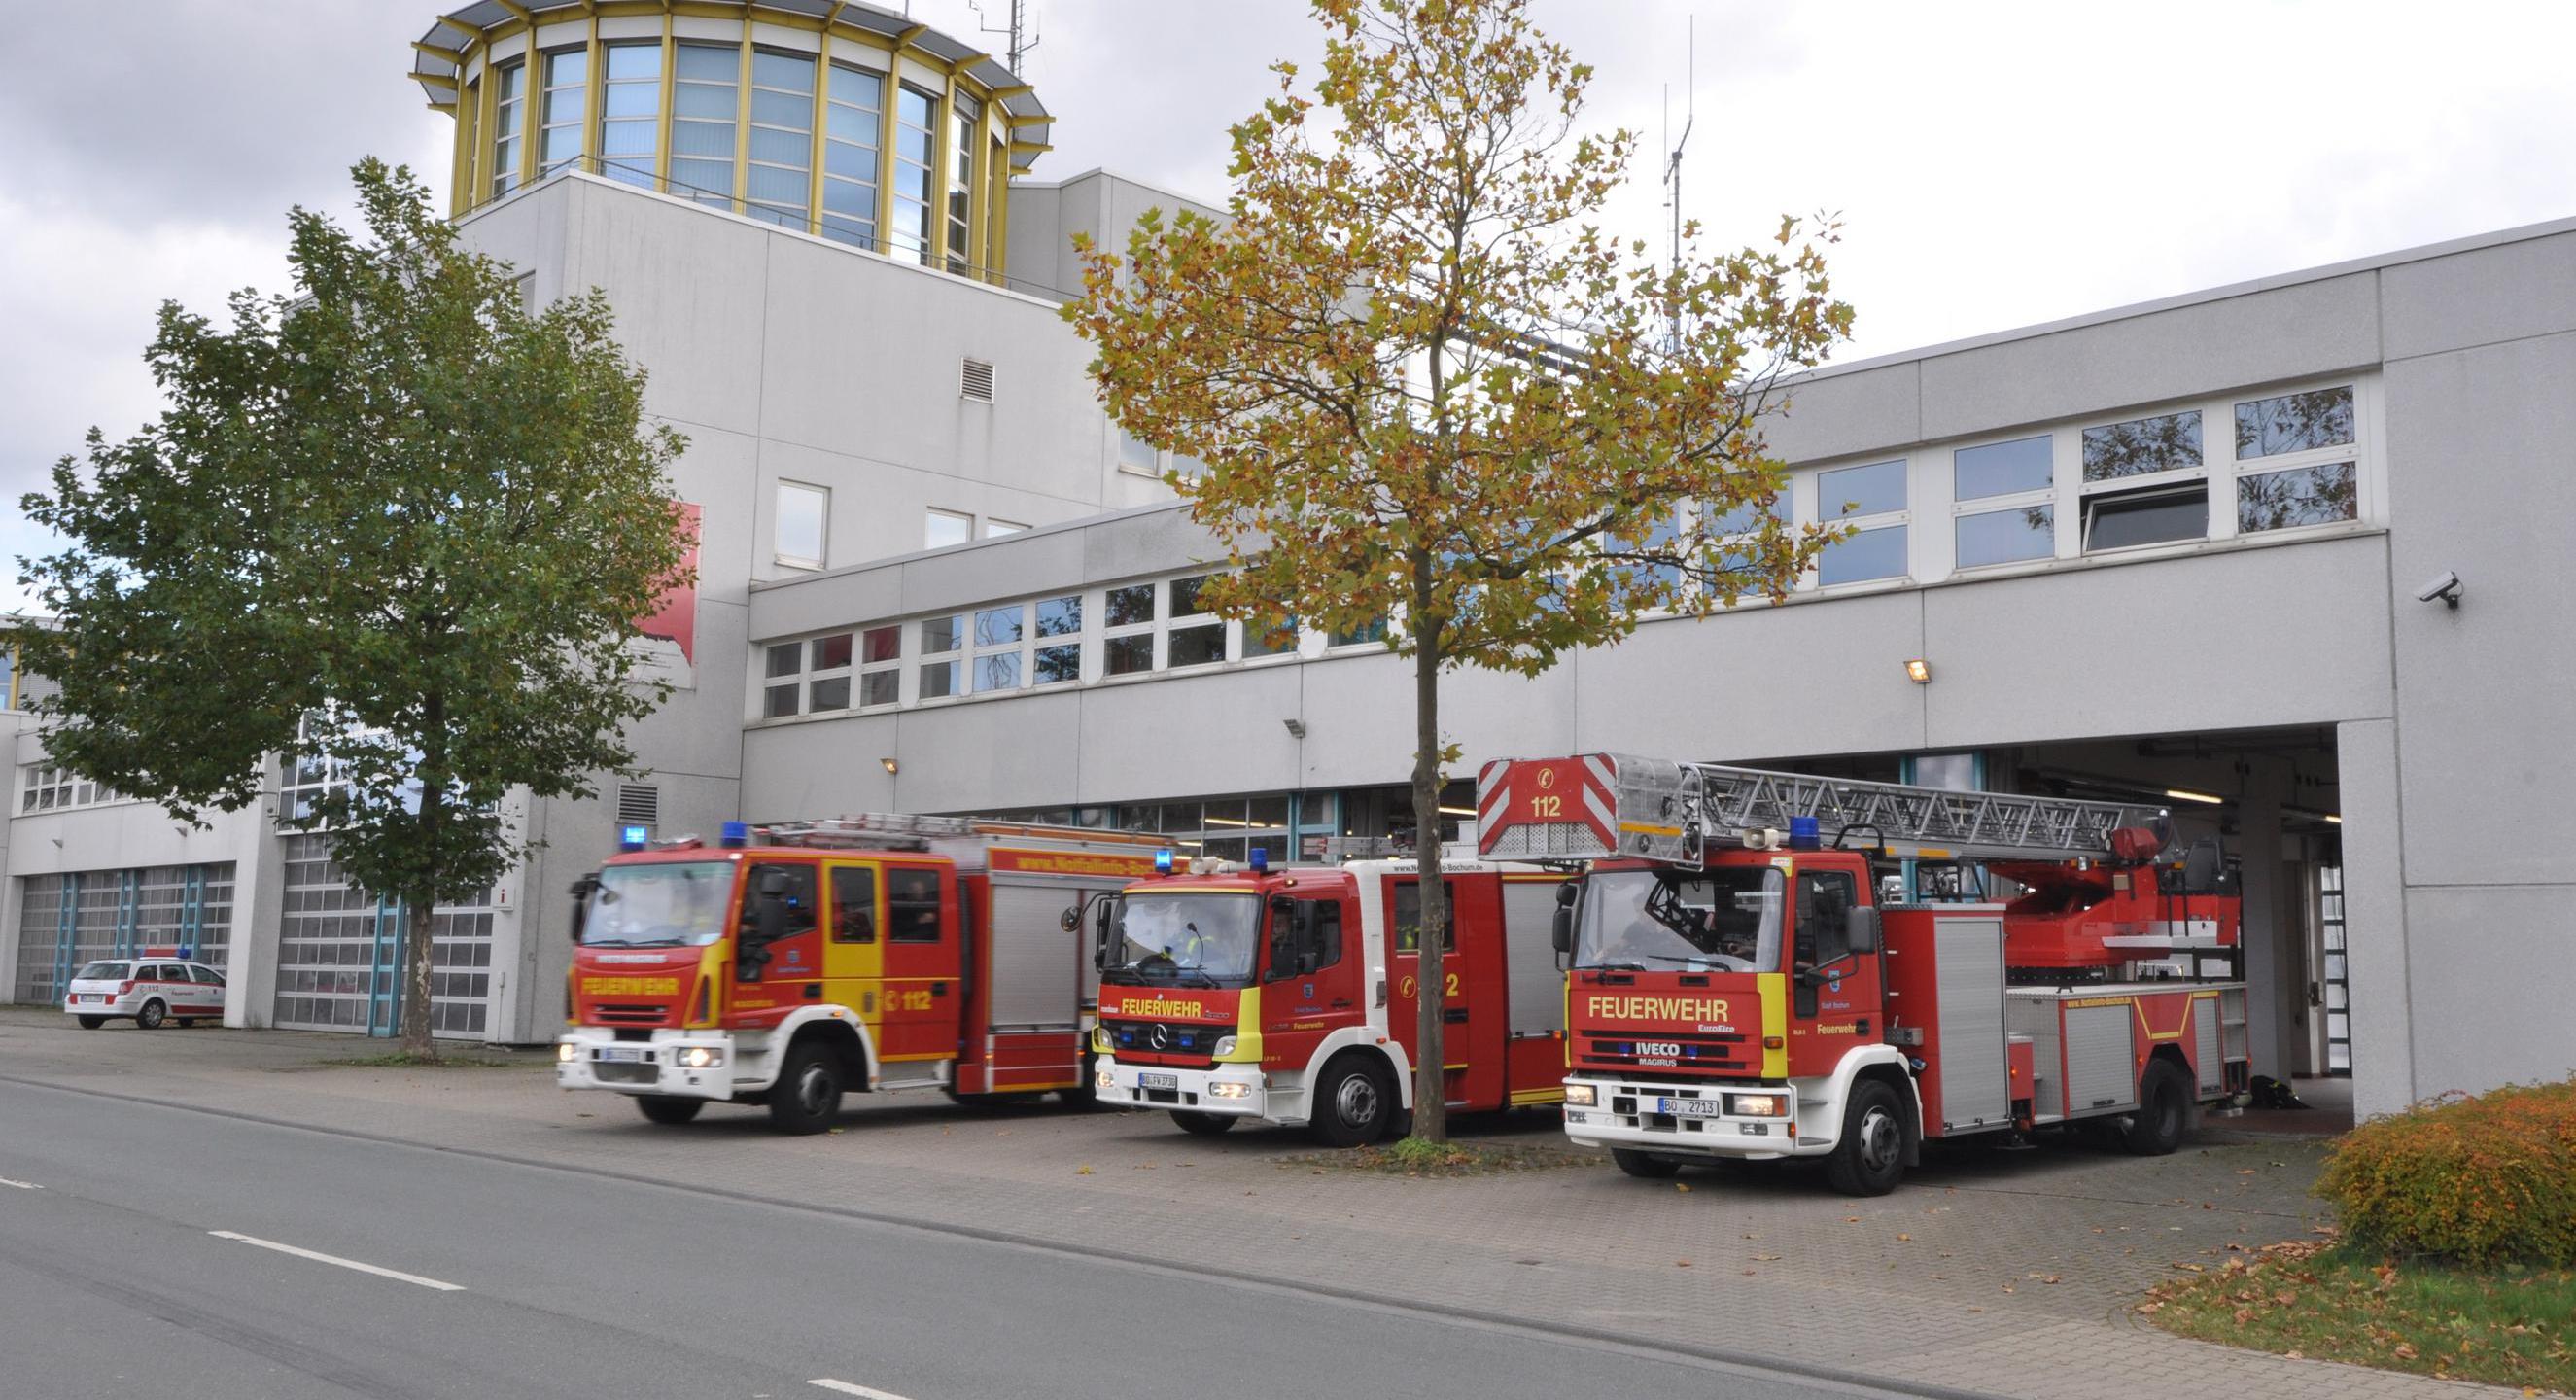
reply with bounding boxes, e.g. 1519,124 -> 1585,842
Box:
61,959 -> 227,1030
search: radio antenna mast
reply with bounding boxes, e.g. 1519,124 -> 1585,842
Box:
1660,16 -> 1695,350
973,0 -> 1041,73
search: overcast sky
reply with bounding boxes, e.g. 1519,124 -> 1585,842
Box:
5,1 -> 2573,611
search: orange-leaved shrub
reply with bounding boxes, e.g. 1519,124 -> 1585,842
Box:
2315,1077 -> 2576,1266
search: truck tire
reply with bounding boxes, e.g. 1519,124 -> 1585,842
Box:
135,999 -> 166,1031
767,1040 -> 844,1135
1308,1055 -> 1393,1147
2123,1059 -> 2191,1156
1611,1148 -> 1681,1179
1824,1078 -> 1908,1197
1170,1109 -> 1236,1137
635,1095 -> 704,1126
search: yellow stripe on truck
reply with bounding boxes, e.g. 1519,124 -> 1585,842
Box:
1758,972 -> 1789,1078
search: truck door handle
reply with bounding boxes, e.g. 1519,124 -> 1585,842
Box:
931,982 -> 949,996
802,983 -> 822,999
1444,1008 -> 1468,1024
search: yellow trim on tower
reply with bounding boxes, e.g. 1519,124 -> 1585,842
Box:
1758,971 -> 1789,1078
730,36 -> 751,214
414,40 -> 467,60
655,13 -> 676,194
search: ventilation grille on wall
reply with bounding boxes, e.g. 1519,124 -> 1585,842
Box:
960,357 -> 995,402
616,784 -> 660,826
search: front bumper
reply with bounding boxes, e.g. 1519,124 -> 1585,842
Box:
555,1026 -> 745,1100
1561,1076 -> 1823,1160
1094,1056 -> 1273,1120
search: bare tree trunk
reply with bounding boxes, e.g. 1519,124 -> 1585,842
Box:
400,692 -> 445,1060
1410,548 -> 1448,1143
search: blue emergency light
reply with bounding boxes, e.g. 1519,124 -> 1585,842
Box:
619,824 -> 649,852
1154,848 -> 1175,875
1789,815 -> 1821,852
1248,847 -> 1270,873
720,820 -> 749,849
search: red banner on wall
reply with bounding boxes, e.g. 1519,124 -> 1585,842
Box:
639,502 -> 701,665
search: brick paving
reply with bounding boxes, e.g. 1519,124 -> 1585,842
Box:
0,1009 -> 2515,1399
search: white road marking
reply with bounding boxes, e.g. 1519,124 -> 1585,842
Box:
206,1231 -> 467,1291
809,1381 -> 912,1400
0,1177 -> 41,1190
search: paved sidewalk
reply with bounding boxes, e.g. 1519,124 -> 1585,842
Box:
0,1010 -> 2514,1400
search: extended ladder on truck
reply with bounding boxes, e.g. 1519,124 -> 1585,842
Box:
1477,752 -> 2167,868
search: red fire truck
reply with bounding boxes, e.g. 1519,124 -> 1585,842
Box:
556,815 -> 1163,1133
1478,753 -> 2250,1195
1088,849 -> 1566,1144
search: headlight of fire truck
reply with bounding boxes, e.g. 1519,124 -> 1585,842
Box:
556,1042 -> 577,1063
678,1046 -> 724,1069
1205,1082 -> 1252,1099
1724,1093 -> 1788,1117
1095,1065 -> 1116,1091
1562,1082 -> 1597,1106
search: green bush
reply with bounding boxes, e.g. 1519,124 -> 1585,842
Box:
2316,1077 -> 2576,1266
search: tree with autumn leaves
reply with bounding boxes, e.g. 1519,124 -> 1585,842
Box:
1065,0 -> 1852,1142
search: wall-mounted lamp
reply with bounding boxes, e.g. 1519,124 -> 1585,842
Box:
1903,658 -> 1932,684
879,756 -> 899,775
2418,570 -> 2462,611
1282,718 -> 1307,739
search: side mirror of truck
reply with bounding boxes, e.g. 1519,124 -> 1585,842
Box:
568,874 -> 598,942
1846,906 -> 1881,955
1060,903 -> 1080,933
1092,897 -> 1118,971
1551,906 -> 1574,957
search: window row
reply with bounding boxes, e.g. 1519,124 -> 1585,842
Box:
759,575 -> 1364,719
771,481 -> 1026,573
19,765 -> 121,814
473,38 -> 1005,279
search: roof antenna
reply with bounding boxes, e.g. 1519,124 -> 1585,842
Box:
1660,15 -> 1695,351
972,0 -> 1041,72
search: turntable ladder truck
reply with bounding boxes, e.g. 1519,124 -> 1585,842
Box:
1477,752 -> 2248,1195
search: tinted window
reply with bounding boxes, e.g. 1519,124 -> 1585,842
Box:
74,962 -> 125,981
1953,436 -> 2051,500
191,965 -> 225,985
2234,388 -> 2353,459
2085,483 -> 2206,551
2083,410 -> 2201,481
2238,462 -> 2356,533
1311,899 -> 1343,969
1818,459 -> 1904,517
739,862 -> 818,937
887,867 -> 944,943
1392,881 -> 1456,954
1817,523 -> 1906,584
1956,505 -> 2053,568
829,866 -> 876,943
1796,870 -> 1860,966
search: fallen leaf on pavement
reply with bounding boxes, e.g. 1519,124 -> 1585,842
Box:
1750,1253 -> 1782,1261
1676,1260 -> 1691,1268
1075,1165 -> 1094,1175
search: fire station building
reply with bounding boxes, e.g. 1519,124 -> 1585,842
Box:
6,0 -> 2573,1125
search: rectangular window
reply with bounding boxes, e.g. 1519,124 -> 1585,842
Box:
599,44 -> 663,188
539,49 -> 588,177
1033,595 -> 1081,686
924,508 -> 972,550
1331,616 -> 1389,648
1392,881 -> 1457,953
886,867 -> 943,942
2083,410 -> 2201,481
820,64 -> 884,248
1706,490 -> 1785,537
1953,436 -> 2051,501
776,481 -> 827,568
1104,634 -> 1153,676
947,94 -> 978,275
1167,622 -> 1226,668
985,518 -> 1026,537
974,605 -> 1023,648
857,622 -> 902,707
2083,481 -> 2206,552
1955,505 -> 2053,569
1241,609 -> 1299,658
892,85 -> 937,264
919,659 -> 960,699
1104,583 -> 1156,628
972,604 -> 1023,693
919,614 -> 961,698
489,59 -> 526,197
1817,523 -> 1907,585
1115,427 -> 1159,474
745,51 -> 815,229
1817,459 -> 1905,518
2235,387 -> 2354,460
671,43 -> 741,208
738,862 -> 818,938
829,866 -> 876,943
2238,461 -> 2356,533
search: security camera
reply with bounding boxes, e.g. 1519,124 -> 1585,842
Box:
2417,570 -> 2462,609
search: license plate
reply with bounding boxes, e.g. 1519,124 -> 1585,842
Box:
1137,1071 -> 1179,1091
1657,1096 -> 1724,1118
597,1046 -> 645,1064
79,996 -> 101,1004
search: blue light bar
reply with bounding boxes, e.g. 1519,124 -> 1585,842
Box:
619,823 -> 649,852
1789,815 -> 1821,852
1248,847 -> 1270,873
720,820 -> 749,849
1154,849 -> 1174,875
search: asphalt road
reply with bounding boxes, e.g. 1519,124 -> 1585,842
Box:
0,1078 -> 1928,1400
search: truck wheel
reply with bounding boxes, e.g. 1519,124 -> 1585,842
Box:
1170,1109 -> 1236,1137
1308,1055 -> 1392,1148
766,1041 -> 844,1135
2123,1059 -> 2191,1156
135,999 -> 166,1031
1611,1148 -> 1681,1179
1824,1079 -> 1908,1197
635,1095 -> 704,1126
77,1016 -> 104,1030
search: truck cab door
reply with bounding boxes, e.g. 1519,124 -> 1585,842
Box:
1259,893 -> 1355,1073
733,860 -> 822,1029
1788,863 -> 1885,1078
823,861 -> 883,1026
878,862 -> 961,1062
1384,875 -> 1472,1106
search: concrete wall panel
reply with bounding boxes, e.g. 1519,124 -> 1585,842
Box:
1574,594 -> 1927,760
2382,229 -> 2576,362
1769,362 -> 1922,468
2402,883 -> 2576,1100
2336,718 -> 2415,1119
1072,666 -> 1305,805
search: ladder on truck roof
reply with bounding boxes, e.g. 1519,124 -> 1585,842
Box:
758,814 -> 1170,853
1477,752 -> 2168,867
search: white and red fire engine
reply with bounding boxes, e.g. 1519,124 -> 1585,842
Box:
1089,847 -> 1565,1144
556,815 -> 1163,1133
1478,753 -> 2250,1195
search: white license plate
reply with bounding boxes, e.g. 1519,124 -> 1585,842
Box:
1657,1096 -> 1724,1118
1137,1071 -> 1179,1091
596,1046 -> 646,1064
79,996 -> 102,1004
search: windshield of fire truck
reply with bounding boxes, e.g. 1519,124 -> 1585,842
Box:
1100,892 -> 1260,988
581,861 -> 735,948
1574,867 -> 1785,973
